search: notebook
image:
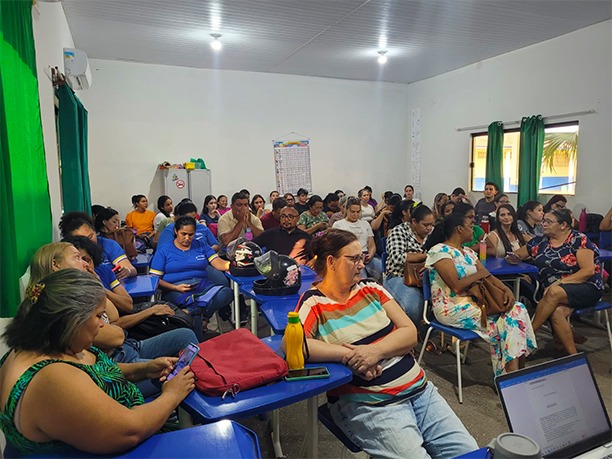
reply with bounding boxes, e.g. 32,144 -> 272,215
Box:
495,353 -> 612,458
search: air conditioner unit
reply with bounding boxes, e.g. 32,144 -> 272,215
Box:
63,48 -> 92,90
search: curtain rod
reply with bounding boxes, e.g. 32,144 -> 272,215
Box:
455,109 -> 596,132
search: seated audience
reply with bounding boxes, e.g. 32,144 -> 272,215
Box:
334,189 -> 345,200
474,182 -> 499,223
0,269 -> 195,455
297,195 -> 329,235
91,204 -> 106,220
154,195 -> 173,232
517,200 -> 544,238
507,208 -> 604,354
251,194 -> 267,218
126,194 -> 156,237
358,188 -> 375,222
371,193 -> 402,246
60,212 -> 136,279
200,195 -> 220,236
328,194 -> 348,227
94,207 -> 121,236
294,188 -> 310,214
217,194 -> 230,215
217,192 -> 264,247
383,203 -> 434,324
287,229 -> 477,458
264,190 -> 279,211
387,199 -> 415,231
438,200 -> 455,222
453,202 -> 484,250
600,207 -> 612,231
151,216 -> 233,325
403,184 -> 420,204
260,197 -> 287,230
363,185 -> 378,208
486,204 -> 529,258
158,201 -> 219,251
487,193 -> 510,228
375,191 -> 393,212
27,245 -> 197,395
425,213 -> 536,376
432,192 -> 449,221
323,193 -> 341,217
253,206 -> 310,264
449,187 -> 471,204
283,192 -> 296,207
543,194 -> 567,213
332,197 -> 382,280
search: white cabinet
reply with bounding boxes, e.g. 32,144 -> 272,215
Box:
163,169 -> 212,206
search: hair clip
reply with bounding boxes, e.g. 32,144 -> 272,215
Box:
26,283 -> 45,304
312,255 -> 318,261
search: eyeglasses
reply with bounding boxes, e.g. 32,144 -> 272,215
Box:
499,200 -> 510,204
279,214 -> 298,220
542,218 -> 559,225
343,254 -> 365,265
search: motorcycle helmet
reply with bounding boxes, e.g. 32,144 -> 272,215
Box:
253,251 -> 301,296
226,237 -> 263,277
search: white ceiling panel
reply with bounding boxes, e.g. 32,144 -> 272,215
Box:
60,0 -> 612,83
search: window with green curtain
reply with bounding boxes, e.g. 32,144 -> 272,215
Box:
517,115 -> 545,206
0,0 -> 53,317
485,121 -> 504,191
56,84 -> 92,213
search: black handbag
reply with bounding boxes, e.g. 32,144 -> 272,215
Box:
126,301 -> 194,340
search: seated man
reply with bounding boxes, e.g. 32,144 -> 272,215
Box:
294,188 -> 310,214
218,192 -> 264,248
253,206 -> 311,264
474,181 -> 499,223
157,201 -> 219,251
260,197 -> 287,230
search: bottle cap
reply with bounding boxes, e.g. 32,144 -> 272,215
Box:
287,311 -> 300,323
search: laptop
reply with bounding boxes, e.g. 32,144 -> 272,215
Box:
495,353 -> 612,458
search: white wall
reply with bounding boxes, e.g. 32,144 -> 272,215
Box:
406,20 -> 612,215
32,2 -> 77,239
78,61 -> 410,217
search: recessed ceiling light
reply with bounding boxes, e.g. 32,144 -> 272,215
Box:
210,33 -> 222,51
377,50 -> 387,64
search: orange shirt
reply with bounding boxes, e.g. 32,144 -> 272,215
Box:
126,210 -> 155,234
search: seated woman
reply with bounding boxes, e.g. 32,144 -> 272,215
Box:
517,200 -> 544,238
151,216 -> 233,322
286,229 -> 477,458
200,195 -> 221,237
486,204 -> 529,258
297,195 -> 329,235
95,207 -> 121,235
154,195 -> 174,232
94,207 -> 139,260
425,213 -> 536,376
250,194 -> 267,218
507,208 -> 604,354
27,243 -> 198,394
60,212 -> 136,280
383,203 -> 435,325
323,193 -> 341,217
358,188 -> 375,222
452,202 -> 484,250
332,197 -> 382,281
126,194 -> 156,238
432,192 -> 449,221
217,195 -> 230,215
371,193 -> 402,245
0,269 -> 195,456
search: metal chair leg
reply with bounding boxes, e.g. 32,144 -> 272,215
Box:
418,327 -> 434,365
456,338 -> 463,404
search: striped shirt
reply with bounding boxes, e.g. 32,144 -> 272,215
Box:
297,281 -> 426,404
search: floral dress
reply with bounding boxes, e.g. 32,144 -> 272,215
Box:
425,243 -> 537,376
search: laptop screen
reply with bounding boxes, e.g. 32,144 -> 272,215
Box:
496,354 -> 611,458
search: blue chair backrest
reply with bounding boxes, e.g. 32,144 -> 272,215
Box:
421,269 -> 431,301
600,231 -> 611,250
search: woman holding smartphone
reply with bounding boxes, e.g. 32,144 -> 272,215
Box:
284,229 -> 477,458
0,269 -> 195,455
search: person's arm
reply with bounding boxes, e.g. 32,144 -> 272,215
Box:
106,284 -> 133,314
116,259 -> 137,280
365,236 -> 377,263
211,257 -> 230,271
157,278 -> 193,293
552,248 -> 596,285
600,207 -> 612,231
406,252 -> 427,263
433,257 -> 489,295
22,363 -> 194,455
247,214 -> 264,238
92,323 -> 125,352
299,221 -> 327,235
505,244 -> 530,264
117,357 -> 175,383
219,218 -> 245,246
370,209 -> 389,231
486,232 -> 500,257
116,304 -> 176,329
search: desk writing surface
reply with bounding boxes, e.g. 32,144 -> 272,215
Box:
226,264 -> 316,285
260,300 -> 299,334
9,421 -> 261,458
180,336 -> 352,424
599,249 -> 612,261
121,275 -> 159,297
132,253 -> 152,269
239,279 -> 314,303
484,258 -> 538,276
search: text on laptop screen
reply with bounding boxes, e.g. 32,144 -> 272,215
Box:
497,356 -> 609,457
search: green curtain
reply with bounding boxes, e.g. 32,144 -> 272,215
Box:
56,84 -> 92,213
517,115 -> 545,206
0,0 -> 53,317
485,121 -> 504,191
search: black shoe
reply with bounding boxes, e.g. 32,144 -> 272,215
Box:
218,305 -> 232,322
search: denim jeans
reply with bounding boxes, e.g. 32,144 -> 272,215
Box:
329,382 -> 478,459
111,328 -> 198,397
383,275 -> 424,327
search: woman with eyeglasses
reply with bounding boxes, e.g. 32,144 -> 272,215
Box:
284,228 -> 477,458
297,195 -> 329,235
507,208 -> 604,355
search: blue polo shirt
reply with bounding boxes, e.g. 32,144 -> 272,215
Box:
98,236 -> 127,267
157,222 -> 218,248
95,263 -> 120,291
150,239 -> 219,284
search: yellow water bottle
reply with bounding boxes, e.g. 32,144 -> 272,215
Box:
285,312 -> 305,370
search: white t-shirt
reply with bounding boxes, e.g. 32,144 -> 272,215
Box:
154,212 -> 171,231
360,204 -> 375,222
333,219 -> 373,252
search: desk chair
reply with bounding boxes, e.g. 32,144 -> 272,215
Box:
417,270 -> 481,403
572,300 -> 612,353
260,299 -> 298,335
318,404 -> 362,457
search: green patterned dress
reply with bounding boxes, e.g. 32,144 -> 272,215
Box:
0,347 -> 144,455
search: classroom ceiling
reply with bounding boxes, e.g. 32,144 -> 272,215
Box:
60,0 -> 612,84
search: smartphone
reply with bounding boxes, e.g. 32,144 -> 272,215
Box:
285,366 -> 330,382
111,264 -> 121,273
166,343 -> 200,381
184,278 -> 200,289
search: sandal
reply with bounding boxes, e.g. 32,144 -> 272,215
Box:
425,340 -> 442,356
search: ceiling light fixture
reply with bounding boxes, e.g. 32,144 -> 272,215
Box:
210,33 -> 222,51
377,50 -> 388,64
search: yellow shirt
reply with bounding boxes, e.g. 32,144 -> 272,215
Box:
126,210 -> 155,234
